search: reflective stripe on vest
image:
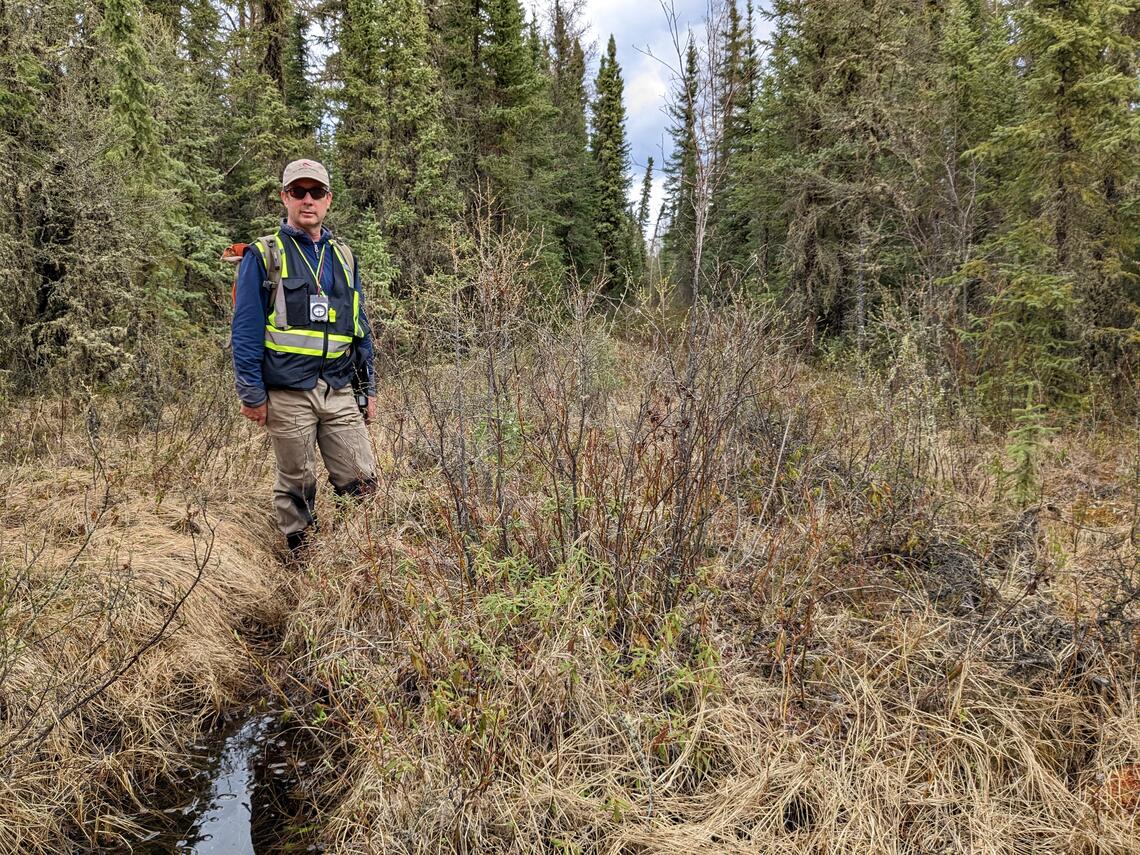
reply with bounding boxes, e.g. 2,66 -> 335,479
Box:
330,243 -> 363,338
265,326 -> 354,358
267,234 -> 290,327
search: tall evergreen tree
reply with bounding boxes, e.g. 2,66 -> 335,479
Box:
662,36 -> 700,304
3,1 -> 73,382
961,0 -> 1139,410
741,0 -> 916,341
922,0 -> 1011,298
708,0 -> 758,277
434,0 -> 560,271
548,0 -> 602,276
978,0 -> 1138,386
260,0 -> 289,95
433,0 -> 499,220
185,0 -> 220,66
98,0 -> 160,169
284,11 -> 318,136
636,156 -> 654,238
219,19 -> 305,234
591,34 -> 635,293
337,0 -> 459,297
480,0 -> 557,229
148,14 -> 231,330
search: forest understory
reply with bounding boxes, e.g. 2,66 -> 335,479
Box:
1,301 -> 1137,854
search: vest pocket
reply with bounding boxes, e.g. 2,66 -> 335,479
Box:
334,297 -> 355,336
279,277 -> 310,328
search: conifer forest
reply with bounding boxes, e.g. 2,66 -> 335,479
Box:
1,0 -> 1135,408
1,1 -> 1139,853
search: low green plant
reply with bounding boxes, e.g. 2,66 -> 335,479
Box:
992,383 -> 1058,506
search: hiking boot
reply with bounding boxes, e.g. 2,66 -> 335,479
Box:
284,528 -> 313,568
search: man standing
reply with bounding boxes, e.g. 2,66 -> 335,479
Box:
231,158 -> 378,557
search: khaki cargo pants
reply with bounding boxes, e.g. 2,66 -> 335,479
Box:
265,379 -> 376,537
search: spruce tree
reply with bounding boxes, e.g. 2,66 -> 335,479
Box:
480,0 -> 555,222
284,11 -> 318,136
916,0 -> 1013,328
2,1 -> 66,382
591,34 -> 634,293
219,26 -> 305,234
145,19 -> 231,336
739,0 -> 917,340
708,0 -> 757,277
974,0 -> 1139,392
548,0 -> 602,276
636,156 -> 654,238
662,37 -> 700,304
98,0 -> 160,169
185,0 -> 220,66
260,0 -> 290,96
337,0 -> 459,297
1,0 -> 232,388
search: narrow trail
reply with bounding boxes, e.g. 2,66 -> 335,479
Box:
90,538 -> 333,854
0,427 -> 320,853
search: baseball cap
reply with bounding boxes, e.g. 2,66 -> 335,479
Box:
282,159 -> 331,190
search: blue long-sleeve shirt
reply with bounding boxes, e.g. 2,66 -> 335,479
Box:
231,220 -> 375,407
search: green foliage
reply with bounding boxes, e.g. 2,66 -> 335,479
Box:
345,213 -> 399,313
591,34 -> 636,294
548,1 -> 602,277
974,0 -> 1139,384
98,0 -> 160,169
480,0 -> 559,230
961,224 -> 1086,415
433,0 -> 564,288
636,157 -> 654,240
0,0 -> 1132,419
994,387 -> 1058,507
706,0 -> 756,277
336,0 -> 459,297
662,37 -> 700,304
284,12 -> 319,136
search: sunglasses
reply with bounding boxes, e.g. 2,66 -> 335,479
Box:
285,185 -> 329,200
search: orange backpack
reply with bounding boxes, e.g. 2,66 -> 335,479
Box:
221,243 -> 250,306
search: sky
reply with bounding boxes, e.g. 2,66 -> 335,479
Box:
523,1 -> 770,227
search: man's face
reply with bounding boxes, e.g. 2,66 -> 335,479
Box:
281,179 -> 332,232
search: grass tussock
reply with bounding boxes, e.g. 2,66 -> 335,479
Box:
0,373 -> 284,852
273,284 -> 1139,853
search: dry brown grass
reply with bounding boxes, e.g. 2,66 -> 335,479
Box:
271,297 -> 1139,854
0,382 -> 285,852
0,296 -> 1136,854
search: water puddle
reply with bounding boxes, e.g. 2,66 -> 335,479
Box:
102,706 -> 322,854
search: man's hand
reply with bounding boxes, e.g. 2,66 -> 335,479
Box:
240,401 -> 268,426
365,395 -> 377,425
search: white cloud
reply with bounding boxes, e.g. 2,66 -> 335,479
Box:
624,60 -> 669,119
